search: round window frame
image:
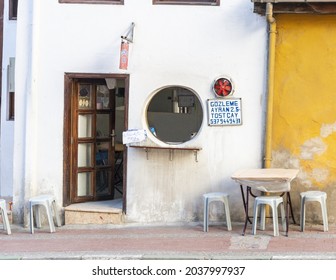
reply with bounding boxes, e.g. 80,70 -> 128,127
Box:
145,85 -> 204,145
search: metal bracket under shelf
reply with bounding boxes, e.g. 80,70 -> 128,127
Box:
131,146 -> 201,162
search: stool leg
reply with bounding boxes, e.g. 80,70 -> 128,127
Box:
272,201 -> 279,237
260,204 -> 266,230
223,197 -> 232,231
1,209 -> 6,231
321,198 -> 328,232
1,208 -> 11,235
52,200 -> 61,227
203,198 -> 209,232
280,202 -> 286,232
45,203 -> 56,233
252,202 -> 259,235
35,205 -> 42,228
30,203 -> 35,234
300,197 -> 305,232
1,209 -> 5,232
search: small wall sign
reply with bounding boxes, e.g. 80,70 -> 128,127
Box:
207,98 -> 242,126
122,129 -> 147,144
119,41 -> 129,70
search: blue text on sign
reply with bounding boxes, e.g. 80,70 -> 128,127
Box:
207,99 -> 242,126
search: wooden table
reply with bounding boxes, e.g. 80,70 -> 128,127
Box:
231,168 -> 299,236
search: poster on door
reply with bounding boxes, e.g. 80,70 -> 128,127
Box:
207,98 -> 242,126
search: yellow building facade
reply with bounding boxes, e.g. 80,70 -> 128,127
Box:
255,2 -> 336,223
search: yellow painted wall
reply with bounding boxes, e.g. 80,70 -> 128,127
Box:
273,14 -> 336,223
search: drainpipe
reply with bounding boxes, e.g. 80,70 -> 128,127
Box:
264,3 -> 277,168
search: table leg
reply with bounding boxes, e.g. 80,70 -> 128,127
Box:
240,185 -> 247,212
285,192 -> 289,237
287,192 -> 296,224
241,186 -> 251,236
240,185 -> 252,223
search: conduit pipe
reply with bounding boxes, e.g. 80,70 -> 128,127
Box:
264,3 -> 277,168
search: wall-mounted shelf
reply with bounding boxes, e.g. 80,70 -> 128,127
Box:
129,145 -> 202,162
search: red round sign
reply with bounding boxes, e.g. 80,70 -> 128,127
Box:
213,77 -> 234,97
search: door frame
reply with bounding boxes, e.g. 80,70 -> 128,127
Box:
63,72 -> 129,213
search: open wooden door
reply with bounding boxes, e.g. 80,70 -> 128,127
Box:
64,74 -> 128,211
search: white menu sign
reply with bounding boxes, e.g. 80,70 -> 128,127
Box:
207,98 -> 242,126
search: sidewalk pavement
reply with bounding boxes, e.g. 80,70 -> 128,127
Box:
0,221 -> 336,260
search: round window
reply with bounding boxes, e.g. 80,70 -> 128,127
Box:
146,86 -> 203,144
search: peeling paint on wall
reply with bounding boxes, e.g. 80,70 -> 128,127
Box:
300,137 -> 326,160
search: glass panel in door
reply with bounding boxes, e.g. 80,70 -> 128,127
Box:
72,81 -> 115,203
77,172 -> 93,197
95,112 -> 113,197
78,114 -> 93,138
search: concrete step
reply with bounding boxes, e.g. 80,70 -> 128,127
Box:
64,199 -> 123,225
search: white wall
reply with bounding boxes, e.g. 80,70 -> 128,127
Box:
0,0 -> 16,197
12,0 -> 268,224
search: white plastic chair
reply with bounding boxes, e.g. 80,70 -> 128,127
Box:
252,196 -> 286,236
203,192 -> 232,232
0,199 -> 11,235
29,195 -> 61,233
300,191 -> 328,232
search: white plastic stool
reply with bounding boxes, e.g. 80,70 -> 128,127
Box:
0,199 -> 11,235
203,192 -> 232,232
29,195 -> 61,234
300,191 -> 328,232
252,196 -> 286,237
